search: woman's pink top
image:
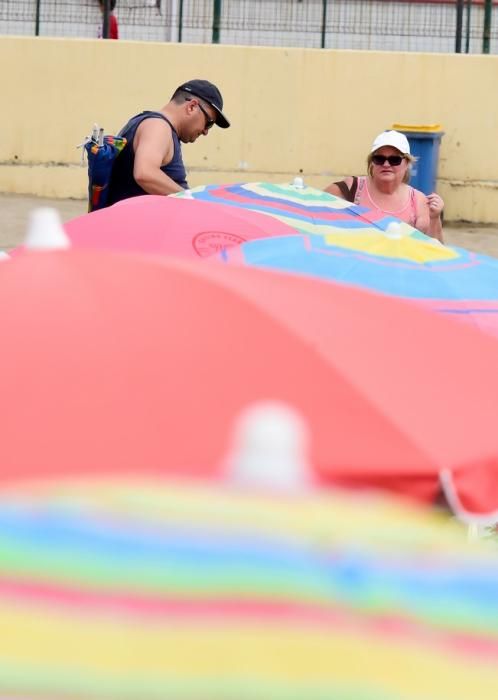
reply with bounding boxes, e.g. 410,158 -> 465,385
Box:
354,176 -> 418,227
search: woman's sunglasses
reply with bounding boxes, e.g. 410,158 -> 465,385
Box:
372,154 -> 404,166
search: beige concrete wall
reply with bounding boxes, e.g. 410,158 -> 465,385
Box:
1,36 -> 497,222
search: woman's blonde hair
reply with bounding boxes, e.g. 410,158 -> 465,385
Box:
367,152 -> 416,184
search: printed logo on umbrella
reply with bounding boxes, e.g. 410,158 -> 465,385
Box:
193,231 -> 246,257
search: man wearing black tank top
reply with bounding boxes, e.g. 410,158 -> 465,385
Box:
107,79 -> 230,206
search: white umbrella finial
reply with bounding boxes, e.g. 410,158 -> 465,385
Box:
24,208 -> 71,251
226,400 -> 311,492
384,221 -> 403,240
292,176 -> 305,189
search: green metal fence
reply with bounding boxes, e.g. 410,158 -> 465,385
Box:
1,1 -> 496,54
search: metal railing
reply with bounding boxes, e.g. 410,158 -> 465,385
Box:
1,1 -> 496,54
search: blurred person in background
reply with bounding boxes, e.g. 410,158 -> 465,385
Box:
325,130 -> 444,242
98,1 -> 119,40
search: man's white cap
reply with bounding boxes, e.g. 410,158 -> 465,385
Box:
371,130 -> 410,155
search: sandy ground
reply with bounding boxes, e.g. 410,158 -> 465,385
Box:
2,192 -> 498,257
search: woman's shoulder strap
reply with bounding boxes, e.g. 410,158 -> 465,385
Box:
333,176 -> 358,203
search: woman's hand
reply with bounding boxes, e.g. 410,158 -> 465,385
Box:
427,193 -> 444,219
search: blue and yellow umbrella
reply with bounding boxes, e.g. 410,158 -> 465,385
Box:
219,230 -> 498,337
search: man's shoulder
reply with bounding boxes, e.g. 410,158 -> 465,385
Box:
133,111 -> 170,124
133,112 -> 173,134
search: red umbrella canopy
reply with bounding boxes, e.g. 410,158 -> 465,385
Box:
59,195 -> 297,258
1,250 -> 498,521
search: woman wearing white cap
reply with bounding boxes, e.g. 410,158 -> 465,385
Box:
325,130 -> 444,242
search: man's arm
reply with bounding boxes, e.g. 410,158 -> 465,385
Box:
133,119 -> 184,195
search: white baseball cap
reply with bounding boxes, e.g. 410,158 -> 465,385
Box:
371,130 -> 410,155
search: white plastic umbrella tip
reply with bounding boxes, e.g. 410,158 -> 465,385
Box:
24,208 -> 71,251
226,400 -> 312,492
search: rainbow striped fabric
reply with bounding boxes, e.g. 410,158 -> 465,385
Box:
174,182 -> 498,336
174,181 -> 423,235
0,479 -> 497,699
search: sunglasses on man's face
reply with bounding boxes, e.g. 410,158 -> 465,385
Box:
185,98 -> 215,131
197,102 -> 215,131
372,154 -> 405,167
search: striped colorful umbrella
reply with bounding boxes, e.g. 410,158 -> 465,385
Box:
173,181 -> 423,236
9,196 -> 297,261
0,478 -> 497,700
62,195 -> 298,258
219,231 -> 498,337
